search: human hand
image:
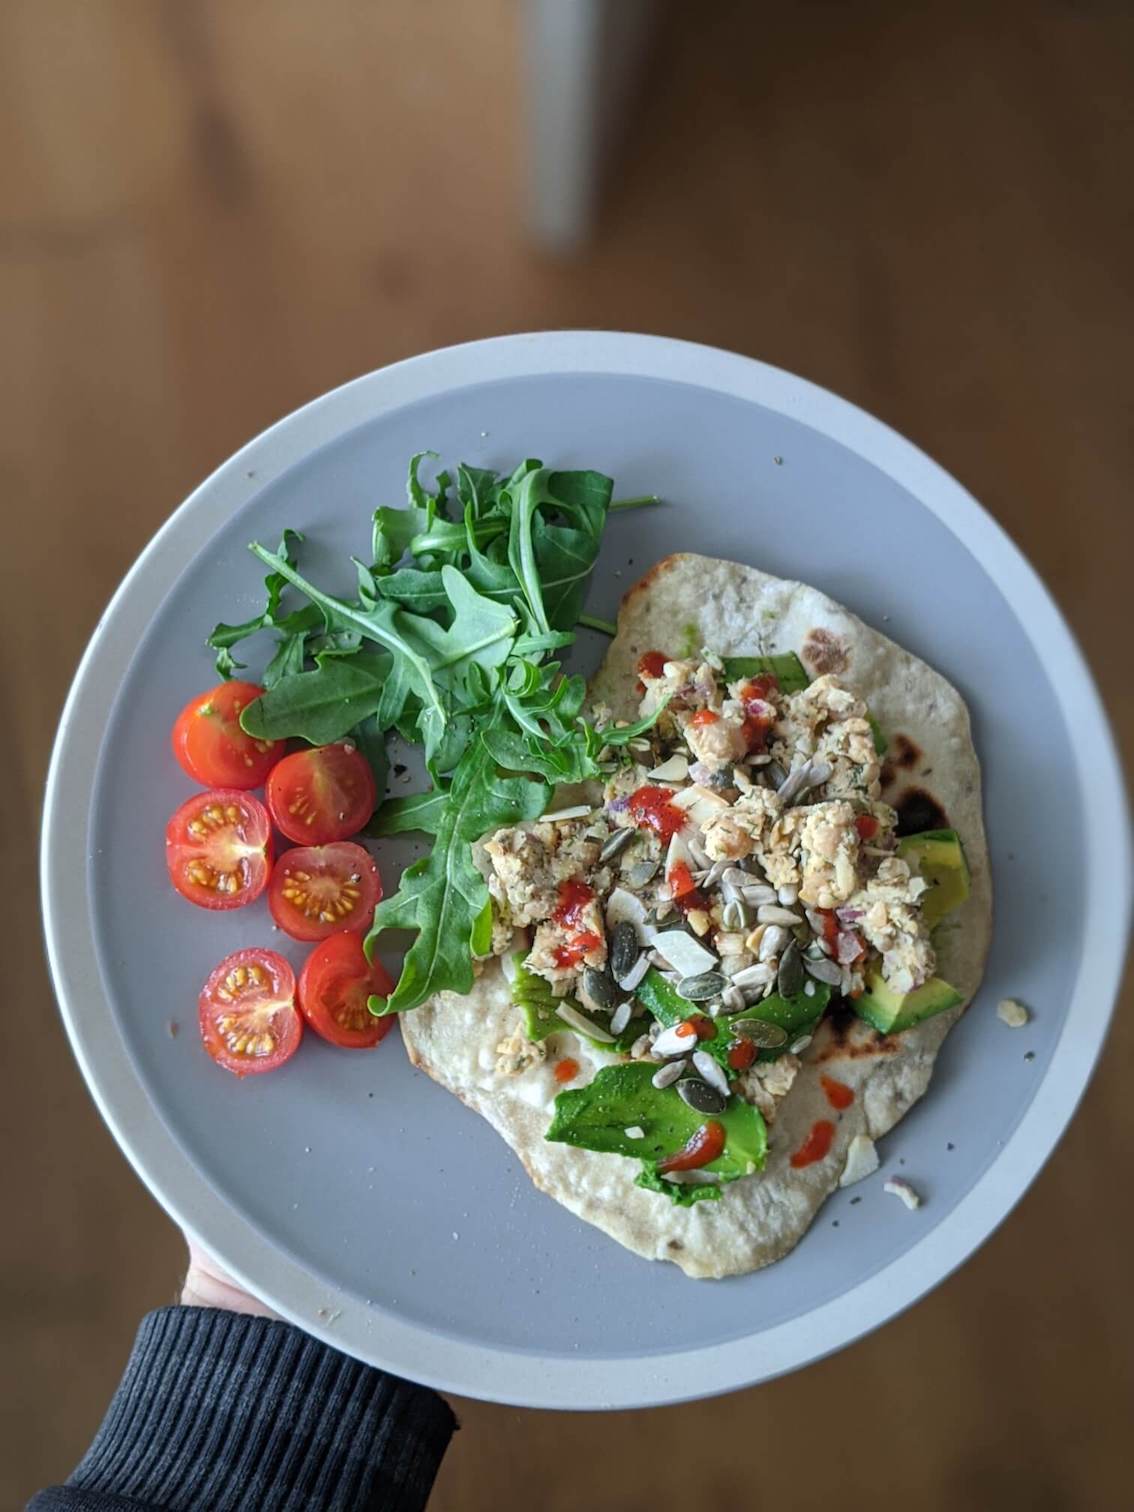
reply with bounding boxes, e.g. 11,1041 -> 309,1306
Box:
181,1238 -> 278,1319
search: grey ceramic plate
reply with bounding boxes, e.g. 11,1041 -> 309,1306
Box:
42,333 -> 1130,1408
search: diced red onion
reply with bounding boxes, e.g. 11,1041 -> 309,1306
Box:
835,906 -> 864,923
607,796 -> 630,813
836,930 -> 864,965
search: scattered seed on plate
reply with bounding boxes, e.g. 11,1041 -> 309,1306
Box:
624,1125 -> 645,1140
996,997 -> 1030,1028
883,1177 -> 922,1210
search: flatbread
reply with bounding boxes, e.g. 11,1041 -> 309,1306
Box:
401,554 -> 991,1278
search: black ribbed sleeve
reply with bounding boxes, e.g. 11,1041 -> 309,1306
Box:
28,1307 -> 456,1512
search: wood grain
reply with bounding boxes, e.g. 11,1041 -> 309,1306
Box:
3,1 -> 1131,1506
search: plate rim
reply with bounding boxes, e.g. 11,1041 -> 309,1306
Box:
41,331 -> 1132,1408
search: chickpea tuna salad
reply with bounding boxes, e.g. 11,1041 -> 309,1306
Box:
165,455 -> 990,1277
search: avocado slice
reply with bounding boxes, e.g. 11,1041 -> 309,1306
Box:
897,828 -> 970,928
721,652 -> 810,693
855,972 -> 964,1035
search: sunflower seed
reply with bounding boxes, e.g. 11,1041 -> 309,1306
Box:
555,1002 -> 616,1042
729,962 -> 776,989
653,1023 -> 699,1058
630,1033 -> 653,1059
600,827 -> 635,864
720,984 -> 747,1013
741,883 -> 779,907
789,1034 -> 813,1055
757,904 -> 804,926
616,953 -> 651,992
777,939 -> 805,997
734,1018 -> 789,1047
541,804 -> 593,822
678,1075 -> 727,1114
677,970 -> 727,1001
623,858 -> 660,889
610,920 -> 641,979
758,924 -> 789,961
777,884 -> 800,905
582,966 -> 617,1012
804,956 -> 843,986
721,898 -> 751,932
776,758 -> 832,806
692,1050 -> 730,1097
652,1059 -> 687,1089
702,858 -> 732,890
609,1000 -> 633,1036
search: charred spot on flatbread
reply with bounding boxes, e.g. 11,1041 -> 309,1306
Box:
895,787 -> 949,836
816,1003 -> 900,1062
801,626 -> 850,675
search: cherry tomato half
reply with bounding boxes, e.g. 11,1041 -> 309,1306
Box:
165,790 -> 272,910
297,931 -> 396,1049
172,681 -> 284,790
198,947 -> 301,1076
265,742 -> 377,845
268,842 -> 381,942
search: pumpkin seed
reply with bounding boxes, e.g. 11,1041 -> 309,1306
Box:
734,1018 -> 789,1048
582,966 -> 617,1012
600,827 -> 635,864
610,920 -> 641,979
676,970 -> 728,1001
777,938 -> 804,998
766,760 -> 788,788
623,858 -> 659,889
677,1076 -> 727,1115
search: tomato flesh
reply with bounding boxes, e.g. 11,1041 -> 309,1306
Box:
268,841 -> 382,942
199,948 -> 301,1076
172,681 -> 283,790
165,790 -> 272,909
266,742 -> 377,845
297,930 -> 395,1049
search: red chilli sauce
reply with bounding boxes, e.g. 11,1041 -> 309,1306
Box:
551,879 -> 600,968
554,1057 -> 580,1084
657,1120 -> 725,1175
667,858 -> 708,916
628,785 -> 685,842
820,1075 -> 854,1111
790,1119 -> 836,1169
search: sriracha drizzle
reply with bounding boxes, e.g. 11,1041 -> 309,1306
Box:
628,785 -> 685,842
790,1119 -> 836,1168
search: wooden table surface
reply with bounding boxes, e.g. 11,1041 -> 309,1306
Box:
4,2 -> 1131,1506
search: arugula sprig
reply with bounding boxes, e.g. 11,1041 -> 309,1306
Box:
209,453 -> 656,1018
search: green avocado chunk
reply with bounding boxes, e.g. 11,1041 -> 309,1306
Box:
545,1062 -> 767,1205
855,972 -> 964,1035
897,827 -> 970,928
721,652 -> 809,693
510,953 -> 642,1052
